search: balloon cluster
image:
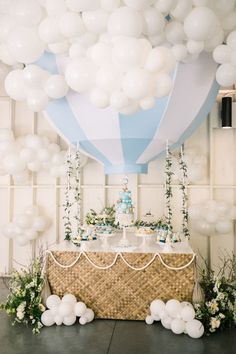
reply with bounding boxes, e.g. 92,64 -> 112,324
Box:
0,0 -> 236,114
0,128 -> 86,182
146,299 -> 204,339
41,294 -> 94,326
172,147 -> 207,183
189,200 -> 236,236
213,31 -> 236,87
1,205 -> 48,246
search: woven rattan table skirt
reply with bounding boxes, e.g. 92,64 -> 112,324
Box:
46,251 -> 195,320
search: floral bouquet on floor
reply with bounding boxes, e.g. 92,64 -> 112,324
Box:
0,258 -> 45,334
194,253 -> 236,335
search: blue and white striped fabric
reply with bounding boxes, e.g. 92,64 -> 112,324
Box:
37,52 -> 219,174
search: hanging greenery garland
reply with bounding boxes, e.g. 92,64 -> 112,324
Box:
73,145 -> 82,236
63,147 -> 73,241
164,142 -> 173,233
179,145 -> 190,240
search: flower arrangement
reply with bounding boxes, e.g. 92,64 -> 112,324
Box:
194,254 -> 236,335
0,258 -> 45,334
134,215 -> 169,231
85,205 -> 118,228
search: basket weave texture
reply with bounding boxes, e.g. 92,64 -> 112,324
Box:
47,251 -> 195,320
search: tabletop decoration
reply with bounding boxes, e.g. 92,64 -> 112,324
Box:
1,205 -> 48,246
194,253 -> 236,335
146,298 -> 204,339
0,257 -> 45,334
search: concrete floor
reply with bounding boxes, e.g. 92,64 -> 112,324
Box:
0,279 -> 235,354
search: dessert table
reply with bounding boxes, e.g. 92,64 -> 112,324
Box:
45,232 -> 196,321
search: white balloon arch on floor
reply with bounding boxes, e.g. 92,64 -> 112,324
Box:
0,0 -> 236,115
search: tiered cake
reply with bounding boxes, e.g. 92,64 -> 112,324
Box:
115,177 -> 134,227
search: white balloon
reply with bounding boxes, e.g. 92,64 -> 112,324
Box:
187,40 -> 204,55
90,88 -> 109,109
112,37 -> 150,70
101,0 -> 120,12
37,148 -> 51,162
69,43 -> 86,59
58,302 -> 73,317
0,43 -> 17,66
13,170 -> 29,184
145,47 -> 166,72
143,7 -> 165,36
205,210 -> 218,224
76,32 -> 98,48
165,21 -> 186,44
107,6 -> 143,38
110,91 -> 129,110
221,11 -> 236,32
150,299 -> 165,316
186,319 -> 204,339
84,308 -> 95,322
0,62 -> 10,81
74,302 -> 87,317
46,0 -> 67,16
231,50 -> 236,67
16,235 -> 29,246
171,319 -> 186,334
82,10 -> 108,34
32,216 -> 47,232
172,44 -> 188,61
27,160 -> 41,172
5,70 -> 27,101
23,65 -> 48,88
46,295 -> 61,309
119,102 -> 139,115
79,316 -> 87,325
155,0 -> 177,13
226,31 -> 236,49
216,201 -> 230,216
14,214 -> 32,229
90,42 -> 111,66
60,12 -> 85,38
216,63 -> 236,87
166,299 -> 182,318
20,148 -> 35,162
54,314 -> 63,326
24,228 -> 38,241
41,310 -> 55,326
38,17 -> 62,44
161,315 -> 172,330
27,88 -> 49,112
204,29 -> 224,52
62,294 -> 77,305
44,75 -> 68,99
65,58 -> 96,93
194,220 -> 214,236
180,306 -> 195,322
96,64 -> 122,93
2,223 -> 17,239
3,153 -> 26,174
140,96 -> 155,110
184,7 -> 220,41
66,0 -> 100,12
10,0 -> 42,27
122,68 -> 152,100
213,45 -> 232,64
124,0 -> 153,10
63,315 -> 77,326
145,315 -> 154,325
171,0 -> 192,21
148,33 -> 166,46
154,73 -> 172,98
213,0 -> 236,17
0,15 -> 15,42
7,27 -> 45,64
215,220 -> 232,234
181,301 -> 194,309
24,135 -> 43,150
48,41 -> 69,55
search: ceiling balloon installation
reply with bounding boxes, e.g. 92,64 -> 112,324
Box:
0,0 -> 235,173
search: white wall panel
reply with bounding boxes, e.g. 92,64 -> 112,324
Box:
0,86 -> 235,274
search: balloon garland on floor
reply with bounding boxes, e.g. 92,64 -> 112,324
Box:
1,205 -> 48,246
41,294 -> 94,326
146,299 -> 204,339
0,1 -> 236,114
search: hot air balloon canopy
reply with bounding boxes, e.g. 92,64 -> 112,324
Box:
37,52 -> 218,174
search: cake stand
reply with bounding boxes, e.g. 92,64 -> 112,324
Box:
97,232 -> 116,250
135,231 -> 156,250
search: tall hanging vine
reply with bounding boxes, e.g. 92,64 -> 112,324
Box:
63,145 -> 82,241
164,142 -> 173,233
63,147 -> 73,241
179,145 -> 190,240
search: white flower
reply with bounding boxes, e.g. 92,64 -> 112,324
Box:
217,292 -> 225,301
219,313 -> 225,319
16,302 -> 26,313
17,311 -> 25,320
207,300 -> 219,314
210,317 -> 220,330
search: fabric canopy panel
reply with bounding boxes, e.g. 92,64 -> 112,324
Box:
37,52 -> 219,174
